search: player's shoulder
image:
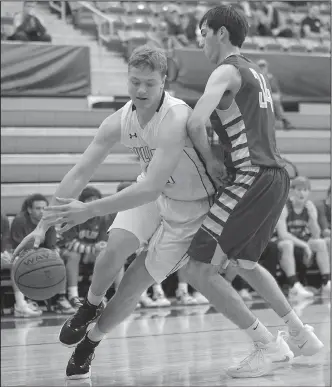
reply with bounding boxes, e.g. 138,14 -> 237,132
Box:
11,212 -> 28,226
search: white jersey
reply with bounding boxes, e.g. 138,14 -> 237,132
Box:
120,91 -> 216,202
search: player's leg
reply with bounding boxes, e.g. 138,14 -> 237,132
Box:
186,168 -> 317,377
277,240 -> 313,298
308,238 -> 331,293
59,202 -> 160,347
216,168 -> 322,357
181,255 -> 293,378
62,249 -> 82,308
175,267 -> 198,305
66,251 -> 157,380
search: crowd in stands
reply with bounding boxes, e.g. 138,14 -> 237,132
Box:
1,179 -> 330,317
2,1 -> 330,47
1,1 -> 52,43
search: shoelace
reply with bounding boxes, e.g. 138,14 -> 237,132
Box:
70,305 -> 96,328
74,346 -> 96,367
238,343 -> 265,368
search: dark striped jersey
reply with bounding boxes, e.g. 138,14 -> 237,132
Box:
211,54 -> 286,170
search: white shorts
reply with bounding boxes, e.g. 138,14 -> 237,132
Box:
108,195 -> 211,283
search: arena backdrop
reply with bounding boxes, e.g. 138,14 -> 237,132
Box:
1,42 -> 91,97
170,48 -> 331,104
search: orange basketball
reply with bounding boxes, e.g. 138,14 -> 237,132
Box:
12,248 -> 66,301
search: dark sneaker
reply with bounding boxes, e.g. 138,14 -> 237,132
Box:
66,334 -> 100,380
59,299 -> 105,347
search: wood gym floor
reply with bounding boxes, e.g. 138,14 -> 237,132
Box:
1,294 -> 330,386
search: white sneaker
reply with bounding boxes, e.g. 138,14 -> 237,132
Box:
176,289 -> 198,305
139,294 -> 157,308
321,280 -> 330,296
54,296 -> 76,314
226,331 -> 294,378
153,292 -> 171,307
26,299 -> 43,314
239,289 -> 253,301
289,282 -> 314,298
192,291 -> 209,304
287,324 -> 324,357
14,302 -> 43,318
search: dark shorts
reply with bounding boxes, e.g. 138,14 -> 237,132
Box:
188,166 -> 290,265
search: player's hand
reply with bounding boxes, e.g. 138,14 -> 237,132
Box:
13,226 -> 46,257
43,197 -> 90,233
206,157 -> 227,188
303,244 -> 313,267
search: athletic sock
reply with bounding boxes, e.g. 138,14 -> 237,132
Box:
282,309 -> 304,336
245,318 -> 274,344
87,288 -> 105,306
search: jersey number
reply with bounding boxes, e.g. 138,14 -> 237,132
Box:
249,68 -> 274,112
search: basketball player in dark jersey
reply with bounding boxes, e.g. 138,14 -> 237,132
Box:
276,176 -> 330,297
184,5 -> 323,377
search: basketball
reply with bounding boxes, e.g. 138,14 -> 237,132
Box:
12,248 -> 66,301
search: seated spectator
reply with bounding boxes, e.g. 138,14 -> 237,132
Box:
1,213 -> 42,317
301,5 -> 329,39
11,194 -> 74,314
277,177 -> 331,297
315,185 -> 331,255
57,186 -> 112,309
147,22 -> 175,54
7,1 -> 52,42
179,11 -> 198,45
163,4 -> 190,46
257,59 -> 295,130
253,2 -> 281,36
272,17 -> 297,38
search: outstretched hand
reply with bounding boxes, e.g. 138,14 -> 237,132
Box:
13,226 -> 46,257
43,197 -> 90,233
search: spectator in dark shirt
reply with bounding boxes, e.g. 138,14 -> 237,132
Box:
1,212 -> 42,317
315,185 -> 331,255
11,193 -> 74,314
7,0 -> 52,42
301,5 -> 327,39
257,59 -> 295,130
273,17 -> 296,38
57,186 -> 112,309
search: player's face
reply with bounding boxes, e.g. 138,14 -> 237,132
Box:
128,67 -> 165,109
293,187 -> 310,204
28,200 -> 47,222
200,22 -> 221,64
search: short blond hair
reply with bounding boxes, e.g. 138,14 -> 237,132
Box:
128,45 -> 167,77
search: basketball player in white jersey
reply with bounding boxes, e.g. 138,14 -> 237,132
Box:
15,46 -> 295,380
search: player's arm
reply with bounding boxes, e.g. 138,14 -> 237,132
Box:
84,105 -> 188,217
39,110 -> 122,230
186,64 -> 241,163
276,206 -> 309,248
44,104 -> 188,227
306,201 -> 321,239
